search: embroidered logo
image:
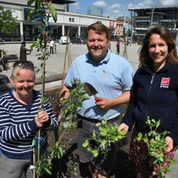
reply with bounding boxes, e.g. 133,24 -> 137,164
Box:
160,77 -> 170,88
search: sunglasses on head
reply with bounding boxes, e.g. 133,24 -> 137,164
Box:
13,61 -> 35,69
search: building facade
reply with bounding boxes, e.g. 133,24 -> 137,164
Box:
129,6 -> 178,43
115,18 -> 125,37
115,16 -> 131,37
0,0 -> 117,42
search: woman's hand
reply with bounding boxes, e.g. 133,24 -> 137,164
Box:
35,110 -> 49,128
58,115 -> 62,122
165,136 -> 174,152
118,123 -> 129,134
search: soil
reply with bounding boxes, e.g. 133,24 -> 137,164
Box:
43,88 -> 136,178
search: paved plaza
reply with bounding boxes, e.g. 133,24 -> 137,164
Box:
0,41 -> 140,75
0,41 -> 140,89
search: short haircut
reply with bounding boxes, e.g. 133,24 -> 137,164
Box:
86,21 -> 110,40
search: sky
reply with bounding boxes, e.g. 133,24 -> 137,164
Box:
69,0 -> 178,18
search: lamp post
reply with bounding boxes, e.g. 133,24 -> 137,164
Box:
150,7 -> 154,26
122,26 -> 128,59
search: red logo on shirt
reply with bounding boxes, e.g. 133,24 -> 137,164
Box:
160,77 -> 170,88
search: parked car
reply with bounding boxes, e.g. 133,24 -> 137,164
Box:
0,74 -> 11,96
3,54 -> 19,62
71,37 -> 86,44
0,38 -> 5,42
59,36 -> 70,44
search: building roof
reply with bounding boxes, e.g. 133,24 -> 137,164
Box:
128,6 -> 178,11
146,12 -> 166,16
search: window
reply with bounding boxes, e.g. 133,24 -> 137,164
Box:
69,18 -> 74,22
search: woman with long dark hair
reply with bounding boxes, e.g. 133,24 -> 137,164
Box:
119,26 -> 178,178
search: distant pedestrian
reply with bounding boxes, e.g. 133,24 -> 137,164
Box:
19,41 -> 32,61
116,38 -> 120,54
54,42 -> 57,54
49,39 -> 55,54
0,50 -> 8,71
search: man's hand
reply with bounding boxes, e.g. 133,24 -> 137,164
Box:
60,86 -> 70,101
118,123 -> 129,134
95,97 -> 112,109
59,86 -> 70,107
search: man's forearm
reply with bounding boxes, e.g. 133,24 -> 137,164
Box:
110,91 -> 130,107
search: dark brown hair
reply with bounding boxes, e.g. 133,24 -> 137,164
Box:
139,26 -> 178,67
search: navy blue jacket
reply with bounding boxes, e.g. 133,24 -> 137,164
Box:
123,64 -> 178,146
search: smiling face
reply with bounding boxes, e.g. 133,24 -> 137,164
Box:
11,69 -> 35,99
148,34 -> 168,72
87,29 -> 109,62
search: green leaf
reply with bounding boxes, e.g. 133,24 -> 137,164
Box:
47,2 -> 57,22
44,167 -> 52,175
92,150 -> 99,157
57,147 -> 65,159
151,118 -> 156,124
82,140 -> 89,148
156,120 -> 160,128
35,0 -> 42,11
136,132 -> 143,141
100,131 -> 107,137
28,9 -> 36,21
146,118 -> 151,125
95,122 -> 101,127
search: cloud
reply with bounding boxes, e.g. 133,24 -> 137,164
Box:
109,3 -> 121,9
129,0 -> 178,9
107,3 -> 127,18
93,1 -> 107,8
160,0 -> 178,6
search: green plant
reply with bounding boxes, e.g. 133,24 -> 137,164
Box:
26,1 -> 87,177
35,141 -> 65,175
61,80 -> 89,128
0,5 -> 16,72
26,1 -> 57,177
83,119 -> 126,158
137,118 -> 175,178
0,5 -> 18,37
33,81 -> 89,176
27,0 -> 57,93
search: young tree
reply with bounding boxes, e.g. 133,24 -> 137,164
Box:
0,6 -> 17,72
0,5 -> 17,37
